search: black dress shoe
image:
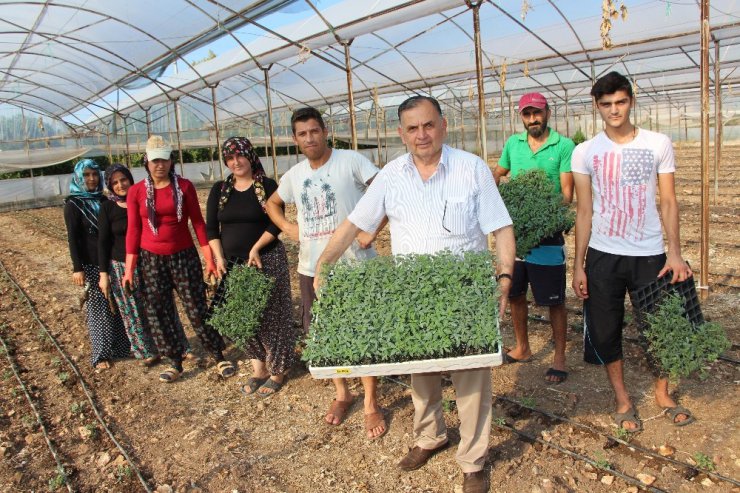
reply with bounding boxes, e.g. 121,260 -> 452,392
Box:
463,470 -> 489,493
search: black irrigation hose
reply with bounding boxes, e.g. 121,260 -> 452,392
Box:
494,395 -> 740,488
0,326 -> 74,493
492,420 -> 668,493
0,260 -> 153,493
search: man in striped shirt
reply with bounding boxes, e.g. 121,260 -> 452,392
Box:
315,96 -> 515,493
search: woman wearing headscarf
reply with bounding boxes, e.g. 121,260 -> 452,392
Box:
98,163 -> 161,365
124,136 -> 235,383
206,137 -> 296,397
64,159 -> 130,368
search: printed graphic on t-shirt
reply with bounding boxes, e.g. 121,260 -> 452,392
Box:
592,148 -> 654,241
300,178 -> 338,239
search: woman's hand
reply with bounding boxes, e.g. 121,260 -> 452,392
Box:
72,271 -> 85,286
99,272 -> 110,299
247,247 -> 262,269
214,255 -> 228,278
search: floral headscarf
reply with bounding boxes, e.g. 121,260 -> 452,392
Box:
143,154 -> 183,235
66,159 -> 104,232
219,137 -> 267,211
104,163 -> 134,203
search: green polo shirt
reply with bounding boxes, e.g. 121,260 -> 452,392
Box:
499,128 -> 574,193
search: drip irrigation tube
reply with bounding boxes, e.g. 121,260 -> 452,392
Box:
0,327 -> 73,493
0,260 -> 153,493
494,395 -> 740,488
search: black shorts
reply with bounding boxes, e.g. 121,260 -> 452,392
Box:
509,260 -> 566,306
582,248 -> 666,368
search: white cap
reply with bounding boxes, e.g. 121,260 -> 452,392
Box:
145,135 -> 173,161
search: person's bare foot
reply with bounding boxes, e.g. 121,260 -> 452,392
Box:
96,361 -> 111,370
505,346 -> 532,362
655,394 -> 690,424
325,398 -> 353,425
614,402 -> 640,431
364,403 -> 387,439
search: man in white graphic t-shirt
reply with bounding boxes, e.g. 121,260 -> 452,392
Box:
571,71 -> 694,432
265,107 -> 387,440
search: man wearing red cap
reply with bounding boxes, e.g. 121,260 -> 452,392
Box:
494,92 -> 574,384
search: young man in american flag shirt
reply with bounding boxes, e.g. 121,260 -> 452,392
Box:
571,71 -> 694,432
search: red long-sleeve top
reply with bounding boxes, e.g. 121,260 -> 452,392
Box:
126,178 -> 208,255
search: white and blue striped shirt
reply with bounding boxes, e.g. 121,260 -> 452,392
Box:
348,145 -> 512,255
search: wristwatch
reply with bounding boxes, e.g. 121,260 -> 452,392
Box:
496,273 -> 513,282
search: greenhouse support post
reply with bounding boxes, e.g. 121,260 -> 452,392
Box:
714,40 -> 722,205
122,114 -> 131,168
342,40 -> 358,150
263,67 -> 279,181
210,85 -> 224,180
564,89 -> 570,136
145,108 -> 151,138
467,0 -> 487,162
173,99 -> 185,176
699,0 -> 710,297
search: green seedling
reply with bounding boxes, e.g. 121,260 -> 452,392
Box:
70,401 -> 85,414
116,465 -> 132,483
21,414 -> 35,429
2,369 -> 12,381
693,452 -> 715,472
50,357 -> 61,368
84,423 -> 99,440
499,169 -> 575,258
208,264 -> 274,350
57,372 -> 69,384
493,417 -> 507,426
304,251 -> 500,367
614,427 -> 632,442
10,387 -> 19,398
644,293 -> 730,382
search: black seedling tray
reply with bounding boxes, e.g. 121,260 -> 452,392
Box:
630,273 -> 704,328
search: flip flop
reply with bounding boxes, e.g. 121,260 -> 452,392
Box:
504,352 -> 532,364
612,406 -> 642,433
326,398 -> 354,426
364,410 -> 388,440
544,368 -> 568,384
662,405 -> 696,427
140,356 -> 161,367
239,377 -> 269,397
216,360 -> 236,379
159,367 -> 182,383
256,378 -> 284,398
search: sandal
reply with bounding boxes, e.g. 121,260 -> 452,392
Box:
364,410 -> 388,440
159,367 -> 182,383
544,368 -> 568,384
140,356 -> 161,367
662,405 -> 695,427
216,361 -> 236,379
256,378 -> 284,398
239,377 -> 269,396
612,406 -> 642,433
325,398 -> 354,426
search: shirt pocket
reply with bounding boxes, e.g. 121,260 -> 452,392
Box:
442,197 -> 473,235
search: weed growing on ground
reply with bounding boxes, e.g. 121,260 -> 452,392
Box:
493,417 -> 507,426
10,387 -> 18,398
519,396 -> 536,408
116,465 -> 132,483
50,357 -> 61,367
693,452 -> 715,471
21,414 -> 35,429
594,452 -> 612,470
56,372 -> 69,384
2,369 -> 12,380
70,401 -> 85,415
614,427 -> 632,442
644,293 -> 730,381
84,423 -> 99,440
48,470 -> 66,491
442,398 -> 456,413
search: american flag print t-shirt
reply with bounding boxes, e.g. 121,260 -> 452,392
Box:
571,129 -> 675,256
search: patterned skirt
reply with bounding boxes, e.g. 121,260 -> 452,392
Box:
81,264 -> 131,366
108,260 -> 158,359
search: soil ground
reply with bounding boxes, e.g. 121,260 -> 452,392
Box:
0,145 -> 737,493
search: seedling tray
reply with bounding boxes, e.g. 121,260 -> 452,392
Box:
309,344 -> 502,379
630,274 -> 704,328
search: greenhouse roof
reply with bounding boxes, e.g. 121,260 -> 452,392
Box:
0,0 -> 738,131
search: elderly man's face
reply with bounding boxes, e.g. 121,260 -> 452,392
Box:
520,107 -> 549,138
398,100 -> 447,163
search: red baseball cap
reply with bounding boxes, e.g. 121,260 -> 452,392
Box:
518,92 -> 548,112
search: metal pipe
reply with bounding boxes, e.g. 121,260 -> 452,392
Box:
714,40 -> 722,205
263,67 -> 279,181
122,114 -> 131,168
383,109 -> 388,165
210,85 -> 224,180
374,97 -> 382,166
565,89 -> 570,136
145,108 -> 151,139
499,88 -> 505,152
590,63 -> 597,136
508,93 -> 514,135
469,1 -> 487,161
699,0 -> 710,297
460,101 -> 466,151
329,105 -> 336,149
173,99 -> 185,176
343,41 -> 358,150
